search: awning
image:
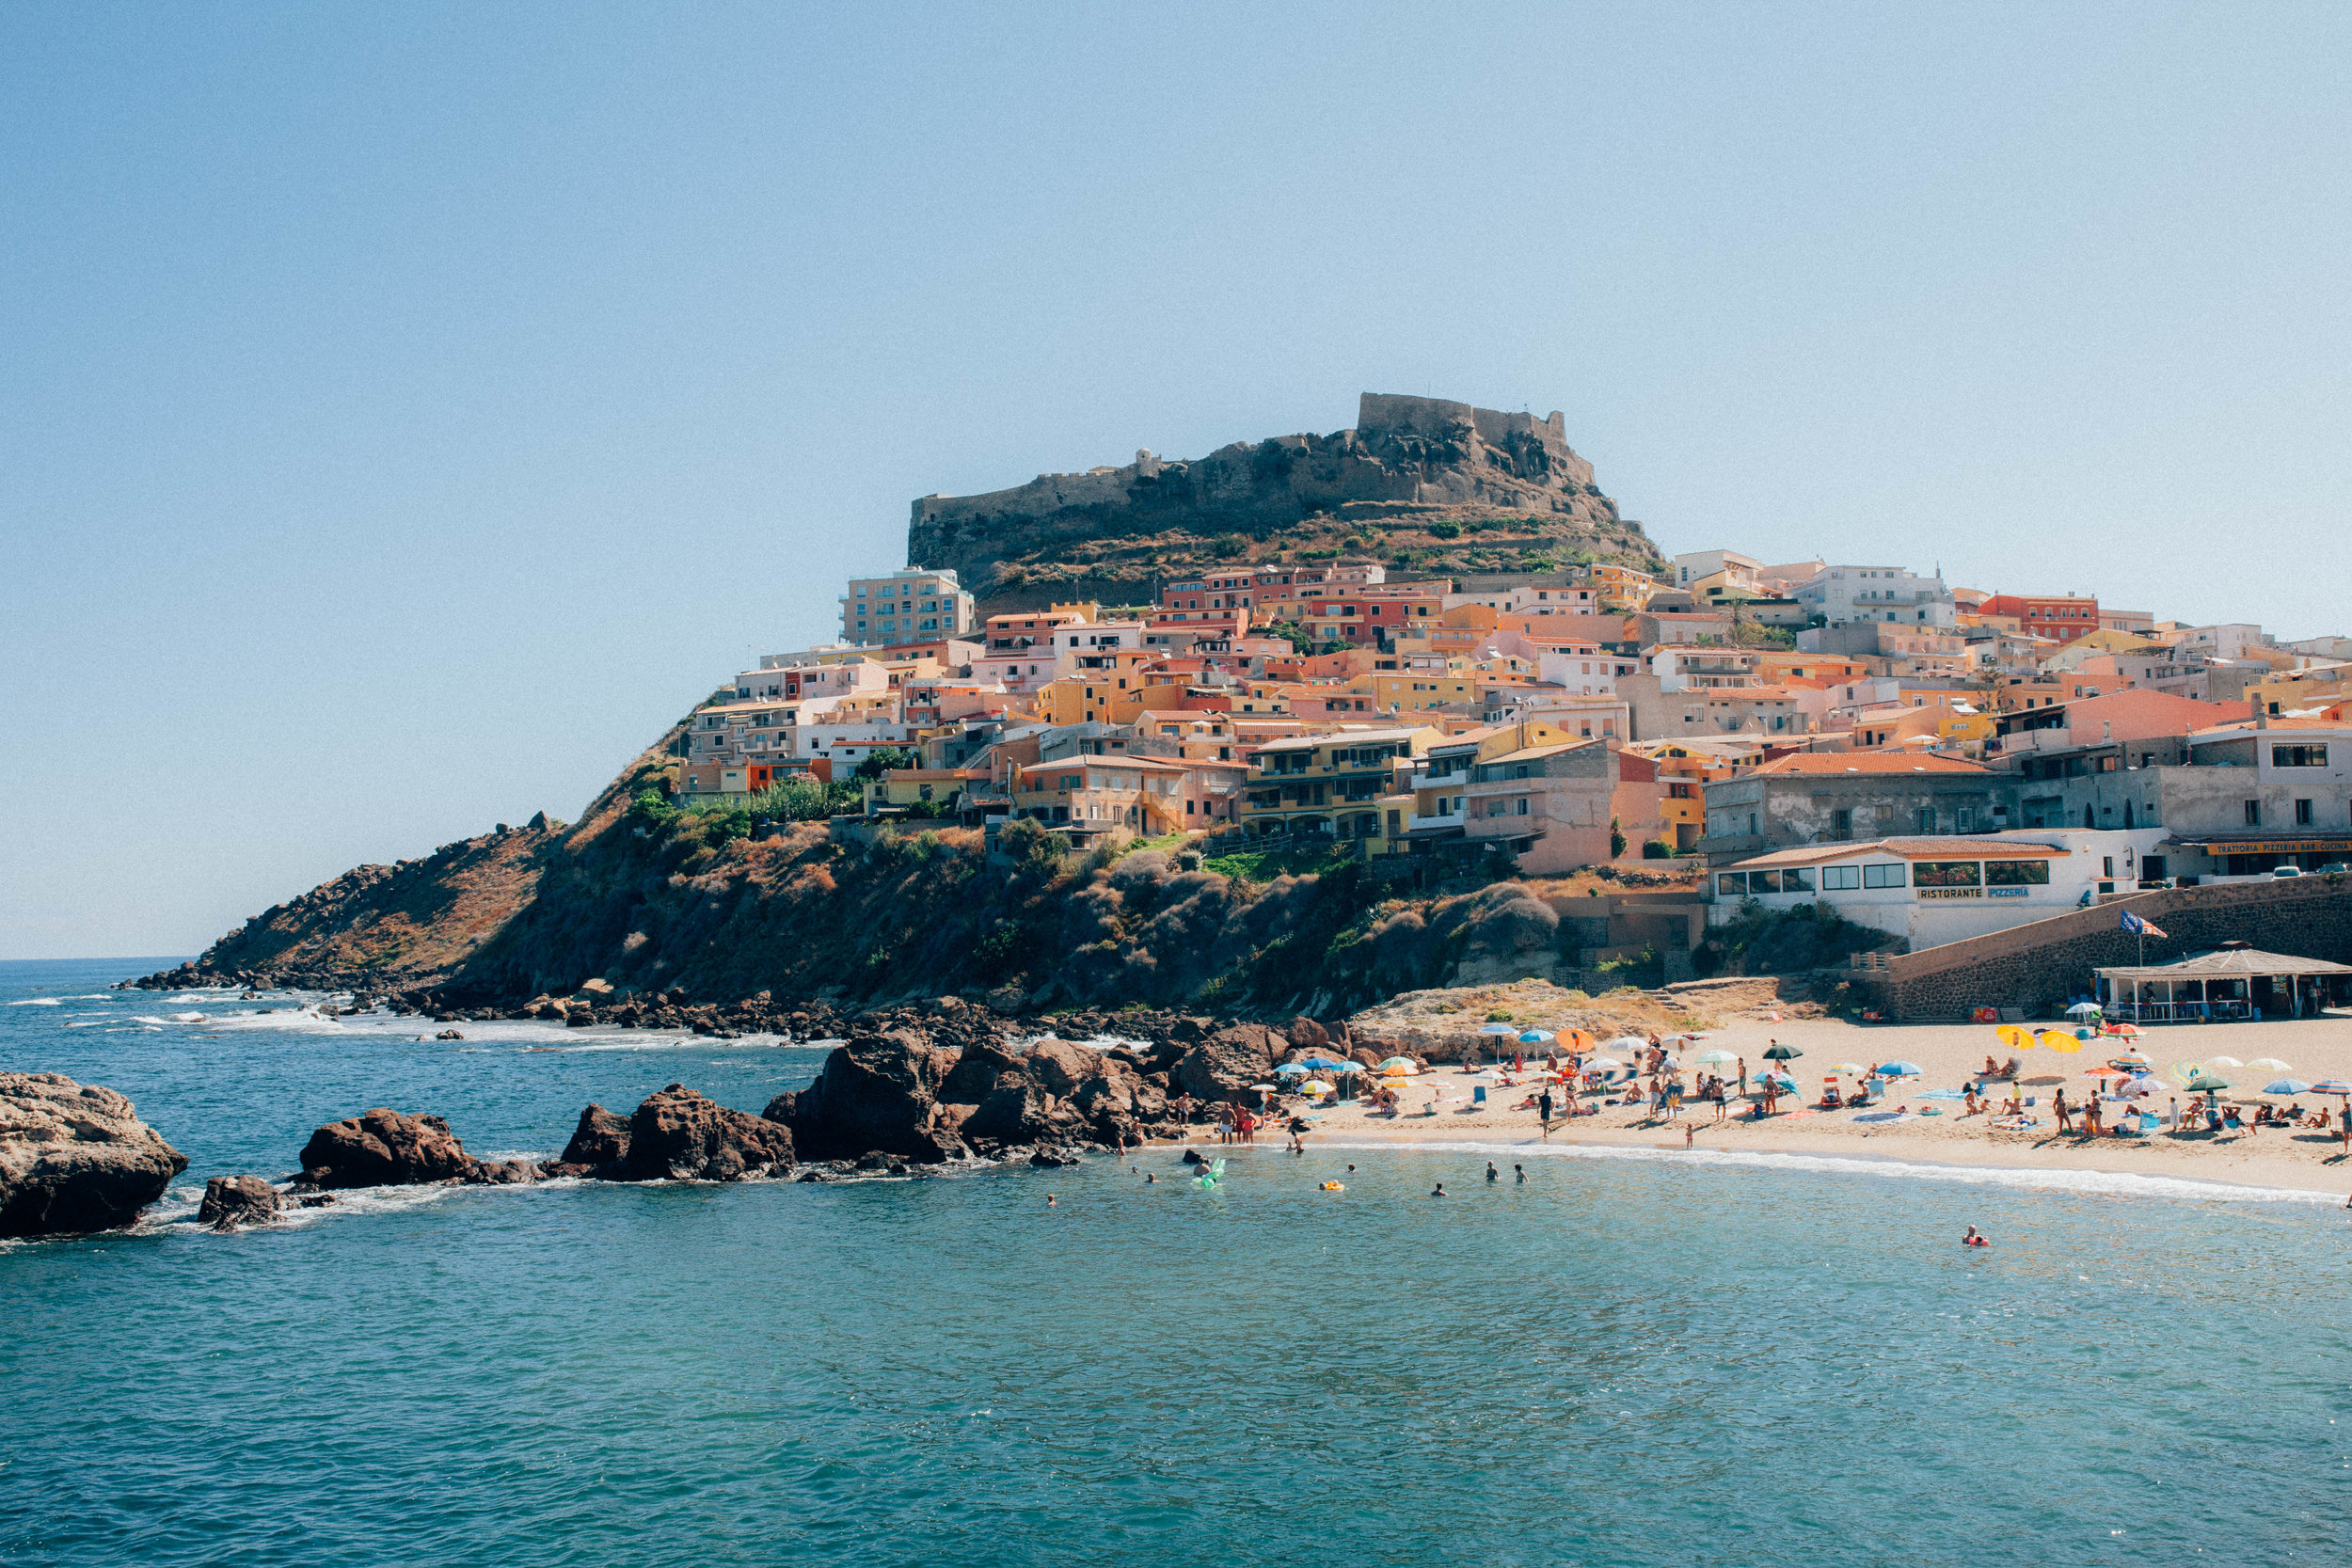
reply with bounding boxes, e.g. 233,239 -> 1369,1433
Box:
2096,950 -> 2352,982
2169,836 -> 2352,854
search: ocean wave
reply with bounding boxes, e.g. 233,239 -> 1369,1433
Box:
1313,1137 -> 2343,1206
7,997 -> 61,1006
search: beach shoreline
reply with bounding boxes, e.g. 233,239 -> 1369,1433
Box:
1156,1010 -> 2352,1201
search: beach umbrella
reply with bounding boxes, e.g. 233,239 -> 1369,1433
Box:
2106,1022 -> 2142,1038
1762,1044 -> 1802,1060
1299,1080 -> 1331,1097
2247,1057 -> 2292,1073
2264,1079 -> 2312,1096
1276,1062 -> 1311,1076
1377,1057 -> 1419,1073
1248,1082 -> 1276,1092
2310,1080 -> 2352,1096
1518,1029 -> 1555,1044
1880,1061 -> 1923,1077
2165,1060 -> 2207,1088
1601,1036 -> 1647,1052
1996,1023 -> 2036,1053
1831,1061 -> 1867,1075
2037,1030 -> 2084,1053
1694,1049 -> 1738,1066
2109,1050 -> 2153,1067
1584,1055 -> 1625,1071
1761,1070 -> 1797,1091
2183,1074 -> 2233,1093
2113,1076 -> 2163,1099
1477,1023 -> 1519,1036
2065,1002 -> 2104,1018
2206,1055 -> 2245,1069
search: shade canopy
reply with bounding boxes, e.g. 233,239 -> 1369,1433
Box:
2095,949 -> 2352,982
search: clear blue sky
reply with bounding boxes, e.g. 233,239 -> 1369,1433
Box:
5,3 -> 2348,958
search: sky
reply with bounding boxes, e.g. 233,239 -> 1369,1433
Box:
4,2 -> 2349,958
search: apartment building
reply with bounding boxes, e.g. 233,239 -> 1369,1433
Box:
839,567 -> 977,647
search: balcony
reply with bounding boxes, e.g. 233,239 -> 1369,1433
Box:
1406,813 -> 1466,833
1410,768 -> 1469,791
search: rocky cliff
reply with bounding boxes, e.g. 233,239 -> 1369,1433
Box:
909,392 -> 1664,609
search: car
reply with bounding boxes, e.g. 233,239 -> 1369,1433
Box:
2272,864 -> 2304,879
2313,862 -> 2350,875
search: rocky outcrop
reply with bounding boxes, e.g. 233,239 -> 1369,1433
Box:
1175,1023 -> 1285,1100
620,1084 -> 794,1181
296,1108 -> 481,1189
557,1104 -> 633,1170
199,1174 -> 281,1231
910,392 -> 1661,603
773,1022 -> 1186,1160
0,1073 -> 189,1238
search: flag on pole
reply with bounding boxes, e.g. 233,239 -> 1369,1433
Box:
2121,911 -> 2169,938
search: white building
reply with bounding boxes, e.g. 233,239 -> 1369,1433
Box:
840,567 -> 977,647
1672,549 -> 1761,591
1534,646 -> 1623,696
1707,828 -> 2171,948
1794,565 -> 1957,628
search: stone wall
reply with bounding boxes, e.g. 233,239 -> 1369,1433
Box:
1852,878 -> 2352,1020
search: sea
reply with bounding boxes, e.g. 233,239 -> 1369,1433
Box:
4,955 -> 2349,1566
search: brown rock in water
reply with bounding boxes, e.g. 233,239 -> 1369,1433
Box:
625,1084 -> 794,1180
296,1108 -> 479,1188
560,1104 -> 632,1167
199,1174 -> 281,1231
0,1072 -> 189,1238
772,1029 -> 961,1162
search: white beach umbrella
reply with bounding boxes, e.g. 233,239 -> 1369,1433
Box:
2205,1055 -> 2245,1069
2247,1057 -> 2293,1073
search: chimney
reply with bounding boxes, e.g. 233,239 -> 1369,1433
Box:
2254,704 -> 2268,730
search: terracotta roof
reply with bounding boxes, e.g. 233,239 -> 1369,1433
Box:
1751,752 -> 1989,775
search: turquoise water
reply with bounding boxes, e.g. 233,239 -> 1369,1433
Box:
6,957 -> 2351,1566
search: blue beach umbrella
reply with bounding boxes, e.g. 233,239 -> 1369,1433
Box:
1518,1030 -> 1555,1043
2264,1079 -> 2312,1095
1879,1061 -> 1924,1077
1275,1062 -> 1311,1076
1477,1023 -> 1519,1036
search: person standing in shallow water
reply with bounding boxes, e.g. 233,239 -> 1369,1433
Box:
1431,1182 -> 1448,1196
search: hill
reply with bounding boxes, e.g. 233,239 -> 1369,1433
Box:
909,392 -> 1665,610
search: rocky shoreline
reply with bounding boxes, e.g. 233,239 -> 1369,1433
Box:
2,1004 -> 1407,1238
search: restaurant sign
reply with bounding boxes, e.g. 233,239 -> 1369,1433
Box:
1917,887 -> 1982,899
2185,839 -> 2346,854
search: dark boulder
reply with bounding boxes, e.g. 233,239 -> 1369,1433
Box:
625,1084 -> 794,1180
560,1104 -> 631,1167
296,1108 -> 478,1189
0,1073 -> 189,1237
771,1029 -> 961,1162
199,1174 -> 281,1231
1175,1023 -> 1283,1100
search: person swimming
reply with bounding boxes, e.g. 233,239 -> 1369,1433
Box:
1485,1162 -> 1499,1183
1431,1183 -> 1449,1196
1514,1164 -> 1526,1182
1963,1226 -> 1989,1248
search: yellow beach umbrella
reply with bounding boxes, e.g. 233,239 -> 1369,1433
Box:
1996,1024 -> 2036,1053
2037,1030 -> 2084,1053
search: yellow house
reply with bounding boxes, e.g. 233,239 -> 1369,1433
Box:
1592,563 -> 1659,612
1030,650 -> 1158,726
1365,670 -> 1480,713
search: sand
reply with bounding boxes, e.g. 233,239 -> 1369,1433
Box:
1279,1009 -> 2352,1198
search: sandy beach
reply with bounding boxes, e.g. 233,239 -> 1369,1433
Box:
1279,1011 -> 2352,1197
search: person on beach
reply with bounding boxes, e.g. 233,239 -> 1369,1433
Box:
2053,1087 -> 2070,1132
1684,1124 -> 1694,1149
1737,1056 -> 1748,1096
1538,1086 -> 1553,1136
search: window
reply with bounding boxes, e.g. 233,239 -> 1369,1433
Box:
2245,800 -> 2262,826
1821,864 -> 1861,891
1515,798 -> 1529,816
1916,808 -> 1936,833
1862,863 -> 1906,889
1750,869 -> 1782,893
2272,744 -> 2328,768
2296,799 -> 2314,825
1717,873 -> 1748,895
1985,860 -> 2050,886
1913,861 -> 1981,887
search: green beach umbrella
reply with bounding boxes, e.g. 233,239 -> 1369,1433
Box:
2184,1073 -> 2233,1093
1762,1044 -> 1801,1060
